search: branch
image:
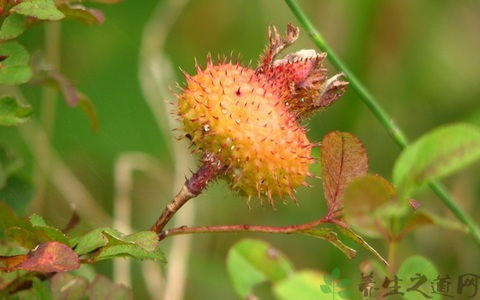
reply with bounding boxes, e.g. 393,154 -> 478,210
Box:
159,216 -> 332,241
150,154 -> 226,233
284,0 -> 480,246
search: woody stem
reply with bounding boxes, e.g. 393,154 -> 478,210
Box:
158,216 -> 331,241
150,155 -> 225,233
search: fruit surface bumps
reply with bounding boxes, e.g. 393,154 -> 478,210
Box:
178,63 -> 313,201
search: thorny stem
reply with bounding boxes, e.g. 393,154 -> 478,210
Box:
150,154 -> 225,233
284,0 -> 480,247
150,185 -> 195,234
159,216 -> 331,241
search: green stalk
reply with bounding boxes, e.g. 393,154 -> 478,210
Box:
284,0 -> 480,246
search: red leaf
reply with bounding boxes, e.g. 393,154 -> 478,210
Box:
321,131 -> 368,214
14,242 -> 80,273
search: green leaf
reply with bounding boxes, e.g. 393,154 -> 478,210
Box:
226,239 -> 294,299
342,174 -> 396,238
0,41 -> 32,85
0,14 -> 27,40
58,4 -> 105,25
393,123 -> 480,197
32,277 -> 53,300
0,96 -> 32,126
0,144 -> 23,188
72,228 -> 164,262
87,275 -> 133,300
93,231 -> 164,262
29,214 -> 70,246
397,255 -> 440,300
273,271 -> 334,300
72,227 -> 121,255
12,0 -> 65,21
300,228 -> 356,259
50,272 -> 89,300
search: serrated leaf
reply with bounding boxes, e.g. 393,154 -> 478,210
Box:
397,255 -> 440,300
273,271 -> 334,300
321,131 -> 368,213
58,4 -> 105,25
87,275 -> 133,300
0,41 -> 32,85
29,214 -> 70,246
50,272 -> 89,300
301,228 -> 356,259
226,239 -> 294,298
14,241 -> 79,273
12,0 -> 65,21
337,226 -> 387,266
0,96 -> 32,126
342,174 -> 396,238
393,123 -> 480,197
72,227 -> 121,255
0,13 -> 27,40
92,231 -> 164,262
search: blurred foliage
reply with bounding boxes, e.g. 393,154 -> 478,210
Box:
0,0 -> 480,299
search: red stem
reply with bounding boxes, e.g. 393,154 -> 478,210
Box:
159,215 -> 333,241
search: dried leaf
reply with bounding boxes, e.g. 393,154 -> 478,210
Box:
13,242 -> 79,273
321,131 -> 368,213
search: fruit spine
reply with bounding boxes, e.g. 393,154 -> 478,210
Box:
176,24 -> 348,206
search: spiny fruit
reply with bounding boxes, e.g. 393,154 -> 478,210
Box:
176,24 -> 347,206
